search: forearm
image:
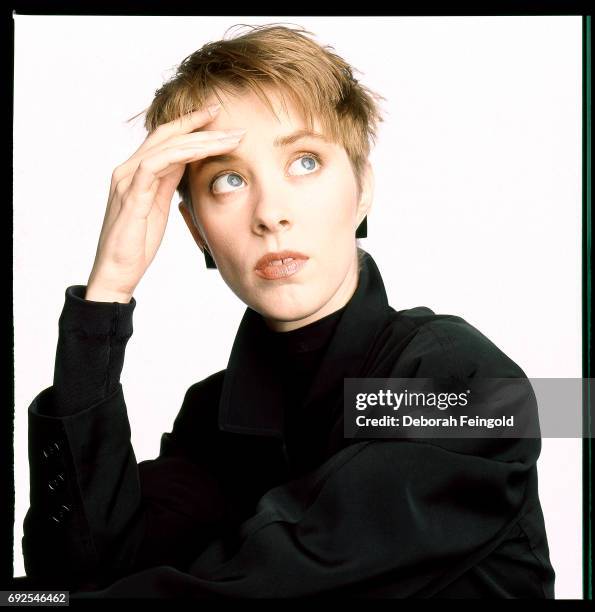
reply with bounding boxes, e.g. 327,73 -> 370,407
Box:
47,285 -> 136,418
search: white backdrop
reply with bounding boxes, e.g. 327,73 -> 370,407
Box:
13,15 -> 583,598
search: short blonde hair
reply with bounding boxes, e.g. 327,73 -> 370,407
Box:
129,23 -> 386,271
129,24 -> 385,268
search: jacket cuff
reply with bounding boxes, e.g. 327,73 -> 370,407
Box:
59,286 -> 136,338
47,286 -> 137,418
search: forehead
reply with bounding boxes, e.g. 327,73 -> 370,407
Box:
188,87 -> 343,177
203,86 -> 325,135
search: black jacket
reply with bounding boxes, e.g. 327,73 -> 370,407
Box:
22,249 -> 555,598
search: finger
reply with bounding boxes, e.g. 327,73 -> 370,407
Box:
169,129 -> 247,148
113,133 -> 242,203
119,129 -> 245,183
150,135 -> 246,179
124,138 -> 243,219
137,105 -> 222,156
151,164 -> 185,218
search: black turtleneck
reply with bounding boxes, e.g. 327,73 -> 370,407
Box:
263,304 -> 348,477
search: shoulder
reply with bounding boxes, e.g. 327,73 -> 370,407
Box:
176,369 -> 227,428
378,306 -> 527,379
159,369 -> 227,457
182,369 -> 227,406
362,307 -> 541,463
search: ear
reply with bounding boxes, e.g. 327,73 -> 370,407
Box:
178,201 -> 208,252
356,161 -> 374,227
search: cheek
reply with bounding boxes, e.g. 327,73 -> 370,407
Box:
308,174 -> 357,227
201,211 -> 241,249
212,234 -> 240,260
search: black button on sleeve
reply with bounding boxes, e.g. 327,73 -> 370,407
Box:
41,441 -> 63,460
47,473 -> 65,492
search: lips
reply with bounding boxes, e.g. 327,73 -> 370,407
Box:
255,250 -> 309,271
254,250 -> 309,280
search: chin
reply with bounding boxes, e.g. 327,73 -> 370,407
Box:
253,289 -> 328,324
257,302 -> 312,323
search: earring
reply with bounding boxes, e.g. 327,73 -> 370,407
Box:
356,215 -> 367,239
203,248 -> 217,269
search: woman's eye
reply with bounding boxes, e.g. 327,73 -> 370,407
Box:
209,154 -> 321,195
288,154 -> 320,176
211,173 -> 246,195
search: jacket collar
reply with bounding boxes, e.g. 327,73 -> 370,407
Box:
218,248 -> 390,437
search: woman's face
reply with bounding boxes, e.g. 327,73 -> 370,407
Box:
180,87 -> 373,332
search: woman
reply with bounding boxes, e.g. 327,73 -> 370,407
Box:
22,24 -> 555,598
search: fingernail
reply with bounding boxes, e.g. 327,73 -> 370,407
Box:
207,103 -> 222,116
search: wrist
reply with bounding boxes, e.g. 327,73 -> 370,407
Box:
84,286 -> 133,304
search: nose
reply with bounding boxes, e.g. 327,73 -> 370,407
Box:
250,176 -> 293,236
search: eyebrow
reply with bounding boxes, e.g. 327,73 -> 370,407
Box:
195,129 -> 331,172
273,129 -> 330,148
